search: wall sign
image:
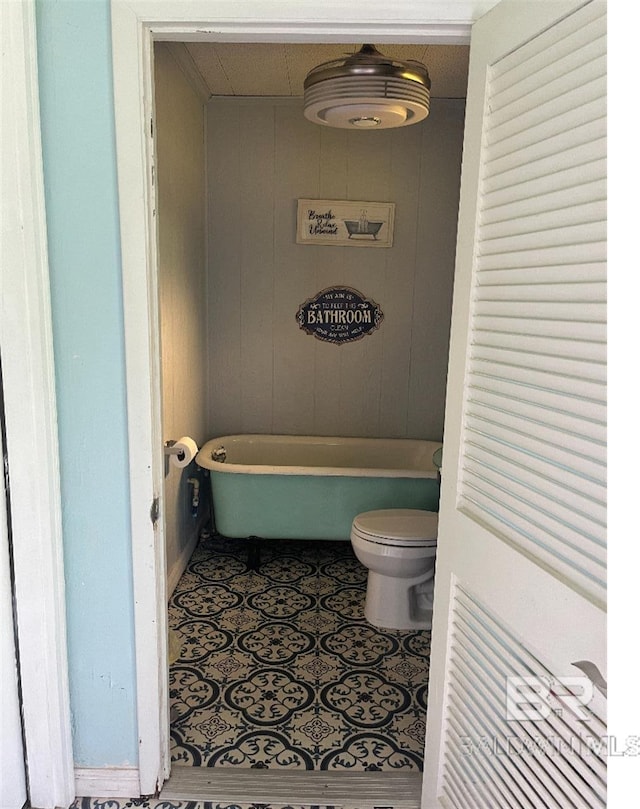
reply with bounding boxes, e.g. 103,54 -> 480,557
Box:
296,199 -> 395,247
296,286 -> 384,345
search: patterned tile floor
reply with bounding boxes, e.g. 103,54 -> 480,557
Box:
72,800 -> 338,809
168,533 -> 431,771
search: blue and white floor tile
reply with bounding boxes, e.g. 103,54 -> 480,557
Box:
168,535 -> 431,772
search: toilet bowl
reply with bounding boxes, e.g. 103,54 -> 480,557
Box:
350,508 -> 438,631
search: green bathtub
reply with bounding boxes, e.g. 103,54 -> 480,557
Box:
196,434 -> 441,541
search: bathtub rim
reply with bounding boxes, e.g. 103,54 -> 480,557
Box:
196,434 -> 442,479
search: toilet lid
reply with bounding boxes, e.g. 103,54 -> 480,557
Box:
352,509 -> 438,544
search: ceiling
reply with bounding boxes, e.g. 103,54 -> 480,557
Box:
179,43 -> 470,99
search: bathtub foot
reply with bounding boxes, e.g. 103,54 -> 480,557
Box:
247,536 -> 261,571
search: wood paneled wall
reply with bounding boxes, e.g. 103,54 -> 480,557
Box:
155,45 -> 208,589
206,97 -> 464,441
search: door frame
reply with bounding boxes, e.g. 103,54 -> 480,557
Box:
110,0 -> 498,793
1,1 -> 75,807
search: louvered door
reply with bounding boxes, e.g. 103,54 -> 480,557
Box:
422,2 -> 606,807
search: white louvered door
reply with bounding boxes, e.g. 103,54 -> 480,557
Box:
422,2 -> 606,807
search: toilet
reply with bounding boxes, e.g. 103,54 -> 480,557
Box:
350,508 -> 438,631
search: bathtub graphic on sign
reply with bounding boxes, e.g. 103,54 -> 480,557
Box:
296,199 -> 395,247
296,286 -> 384,345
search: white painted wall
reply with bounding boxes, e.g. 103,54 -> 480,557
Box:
206,97 -> 465,441
154,45 -> 208,591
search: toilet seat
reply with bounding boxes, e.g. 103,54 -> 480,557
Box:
351,508 -> 438,547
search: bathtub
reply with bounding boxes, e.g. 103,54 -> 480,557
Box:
196,434 -> 441,541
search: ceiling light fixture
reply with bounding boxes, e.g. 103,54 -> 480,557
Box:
303,44 -> 430,130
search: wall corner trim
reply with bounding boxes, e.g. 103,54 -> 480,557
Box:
164,42 -> 212,103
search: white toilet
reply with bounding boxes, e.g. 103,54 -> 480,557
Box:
350,508 -> 438,631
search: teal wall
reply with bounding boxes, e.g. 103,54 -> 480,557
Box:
36,0 -> 138,765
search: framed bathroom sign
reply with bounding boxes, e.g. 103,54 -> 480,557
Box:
296,199 -> 395,247
296,286 -> 384,345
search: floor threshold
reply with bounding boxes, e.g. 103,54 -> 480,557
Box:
160,765 -> 423,808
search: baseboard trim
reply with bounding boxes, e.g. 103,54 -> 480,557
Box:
167,528 -> 200,599
74,767 -> 141,798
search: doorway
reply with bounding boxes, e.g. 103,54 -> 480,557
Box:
110,2 -> 479,797
152,39 -> 467,779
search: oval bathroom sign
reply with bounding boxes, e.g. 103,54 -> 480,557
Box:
296,286 -> 384,345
